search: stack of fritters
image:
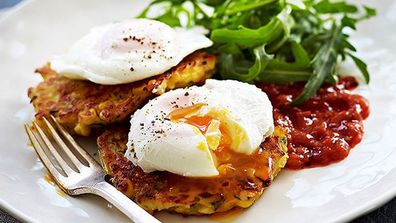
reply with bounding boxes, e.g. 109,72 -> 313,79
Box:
28,51 -> 288,215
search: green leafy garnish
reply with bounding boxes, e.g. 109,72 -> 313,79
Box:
293,24 -> 341,105
139,0 -> 376,104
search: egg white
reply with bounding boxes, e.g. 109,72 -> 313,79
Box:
51,19 -> 213,85
125,79 -> 274,177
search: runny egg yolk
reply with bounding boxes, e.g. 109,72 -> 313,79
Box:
168,103 -> 275,180
169,103 -> 232,154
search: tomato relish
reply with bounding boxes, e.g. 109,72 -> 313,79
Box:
257,77 -> 369,169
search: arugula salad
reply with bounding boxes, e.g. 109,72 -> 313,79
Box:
139,0 -> 376,104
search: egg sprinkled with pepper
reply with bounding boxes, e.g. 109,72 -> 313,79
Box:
125,79 -> 274,177
51,18 -> 213,85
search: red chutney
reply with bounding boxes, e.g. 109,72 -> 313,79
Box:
257,77 -> 370,169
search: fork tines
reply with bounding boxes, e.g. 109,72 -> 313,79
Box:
24,116 -> 100,186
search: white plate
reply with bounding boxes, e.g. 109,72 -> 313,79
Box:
1,0 -> 396,222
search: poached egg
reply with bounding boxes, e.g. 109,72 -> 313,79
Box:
125,80 -> 274,177
51,19 -> 213,85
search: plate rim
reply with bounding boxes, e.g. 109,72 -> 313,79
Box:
0,198 -> 35,223
0,1 -> 45,222
0,0 -> 395,222
332,185 -> 396,222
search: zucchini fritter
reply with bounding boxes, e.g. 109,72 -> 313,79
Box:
28,52 -> 216,136
98,126 -> 288,215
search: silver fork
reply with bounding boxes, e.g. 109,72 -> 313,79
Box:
24,116 -> 161,223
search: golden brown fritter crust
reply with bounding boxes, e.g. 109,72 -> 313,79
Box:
98,126 -> 288,215
28,52 -> 216,136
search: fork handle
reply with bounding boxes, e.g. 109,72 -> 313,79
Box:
92,181 -> 161,223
